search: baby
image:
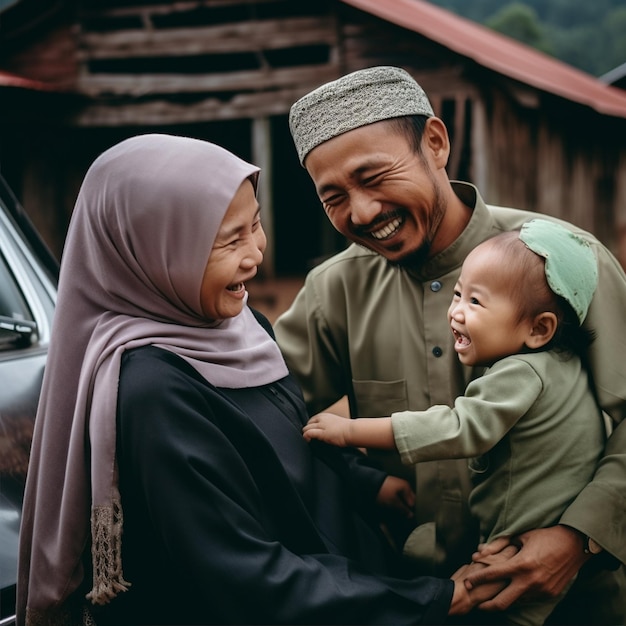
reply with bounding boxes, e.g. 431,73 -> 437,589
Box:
303,219 -> 605,625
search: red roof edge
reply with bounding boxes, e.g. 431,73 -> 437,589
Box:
0,70 -> 64,92
340,0 -> 626,119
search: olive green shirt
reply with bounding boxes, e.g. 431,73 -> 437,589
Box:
392,351 -> 604,544
393,350 -> 607,626
275,182 -> 626,570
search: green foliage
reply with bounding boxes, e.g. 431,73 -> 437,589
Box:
427,0 -> 625,76
603,8 -> 626,72
486,3 -> 554,55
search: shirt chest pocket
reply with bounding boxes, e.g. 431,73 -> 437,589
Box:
351,379 -> 408,416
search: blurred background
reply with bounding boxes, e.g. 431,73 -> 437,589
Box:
1,0 -> 626,321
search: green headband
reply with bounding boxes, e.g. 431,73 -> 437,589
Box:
519,219 -> 598,324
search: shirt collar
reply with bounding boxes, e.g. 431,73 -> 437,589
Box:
408,181 -> 495,281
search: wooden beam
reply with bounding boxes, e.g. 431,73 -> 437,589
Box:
77,64 -> 339,97
79,0 -> 288,20
79,17 -> 336,59
68,82 -> 334,126
471,97 -> 488,193
252,116 -> 275,278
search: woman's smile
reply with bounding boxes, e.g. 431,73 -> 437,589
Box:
226,281 -> 245,293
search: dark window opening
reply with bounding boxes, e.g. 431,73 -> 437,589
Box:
264,45 -> 330,68
271,115 -> 345,276
88,51 -> 261,75
87,44 -> 330,75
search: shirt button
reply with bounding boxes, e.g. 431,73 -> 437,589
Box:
432,346 -> 443,357
430,281 -> 442,292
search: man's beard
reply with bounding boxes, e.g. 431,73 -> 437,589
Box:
391,241 -> 432,268
393,177 -> 447,270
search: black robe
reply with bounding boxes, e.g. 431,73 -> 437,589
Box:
93,317 -> 452,625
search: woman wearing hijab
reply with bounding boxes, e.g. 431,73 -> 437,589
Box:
17,134 -> 496,625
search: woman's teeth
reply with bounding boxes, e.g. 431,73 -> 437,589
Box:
227,282 -> 244,292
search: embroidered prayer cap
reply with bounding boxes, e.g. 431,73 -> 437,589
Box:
519,219 -> 598,324
289,66 -> 435,165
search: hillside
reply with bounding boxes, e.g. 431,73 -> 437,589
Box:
428,0 -> 626,77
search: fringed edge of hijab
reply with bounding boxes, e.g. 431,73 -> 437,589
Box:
86,494 -> 131,605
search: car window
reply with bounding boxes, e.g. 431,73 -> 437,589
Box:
0,250 -> 31,320
0,250 -> 36,351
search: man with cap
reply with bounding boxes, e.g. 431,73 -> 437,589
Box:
275,66 -> 626,623
303,218 -> 605,625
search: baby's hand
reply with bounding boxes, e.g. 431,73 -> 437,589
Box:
303,412 -> 351,446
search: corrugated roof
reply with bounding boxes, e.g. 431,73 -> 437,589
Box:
341,0 -> 626,119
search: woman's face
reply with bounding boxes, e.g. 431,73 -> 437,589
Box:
200,179 -> 266,320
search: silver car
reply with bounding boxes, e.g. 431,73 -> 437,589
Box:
0,175 -> 58,626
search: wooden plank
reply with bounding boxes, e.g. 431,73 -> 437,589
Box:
80,0 -> 288,20
77,64 -> 340,97
470,98 -> 488,193
69,81 -> 337,126
79,17 -> 336,59
252,116 -> 275,278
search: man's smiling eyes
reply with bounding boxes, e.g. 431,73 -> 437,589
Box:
320,172 -> 386,207
321,192 -> 345,208
363,172 -> 384,186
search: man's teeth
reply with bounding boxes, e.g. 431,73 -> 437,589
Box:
371,217 -> 402,240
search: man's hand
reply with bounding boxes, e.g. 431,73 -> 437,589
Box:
464,525 -> 588,611
449,560 -> 508,615
376,475 -> 415,517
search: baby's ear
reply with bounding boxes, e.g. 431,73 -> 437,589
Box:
525,312 -> 558,349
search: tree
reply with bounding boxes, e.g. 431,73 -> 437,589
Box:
427,0 -> 626,77
603,7 -> 626,74
486,3 -> 554,56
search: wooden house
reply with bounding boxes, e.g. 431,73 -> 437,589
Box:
2,0 -> 626,274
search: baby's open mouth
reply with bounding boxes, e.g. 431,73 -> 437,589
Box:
452,328 -> 471,347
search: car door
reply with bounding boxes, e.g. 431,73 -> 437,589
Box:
0,175 -> 58,625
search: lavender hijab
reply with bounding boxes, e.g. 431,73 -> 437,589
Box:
17,134 -> 288,623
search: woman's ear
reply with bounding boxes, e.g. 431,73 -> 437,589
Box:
525,312 -> 558,350
423,117 -> 450,168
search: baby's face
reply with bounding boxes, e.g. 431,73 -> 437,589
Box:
448,243 -> 532,367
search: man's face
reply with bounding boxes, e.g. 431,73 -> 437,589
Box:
304,120 -> 447,266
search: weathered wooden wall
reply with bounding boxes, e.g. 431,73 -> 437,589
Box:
71,0 -> 341,127
1,0 -> 626,270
